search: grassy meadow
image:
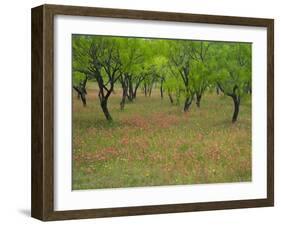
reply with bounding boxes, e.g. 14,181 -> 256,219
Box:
72,82 -> 252,190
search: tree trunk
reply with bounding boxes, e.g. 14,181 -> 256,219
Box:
160,80 -> 164,99
120,84 -> 127,110
132,86 -> 138,99
100,98 -> 112,121
127,94 -> 133,102
120,95 -> 126,110
231,95 -> 240,123
144,84 -> 147,96
133,78 -> 143,100
73,86 -> 87,107
127,81 -> 134,102
133,92 -> 136,99
168,92 -> 174,104
184,97 -> 192,112
126,79 -> 133,102
148,84 -> 153,97
81,93 -> 87,107
216,86 -> 220,95
217,82 -> 240,123
196,94 -> 201,108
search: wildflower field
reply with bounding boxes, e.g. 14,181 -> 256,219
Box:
72,84 -> 251,190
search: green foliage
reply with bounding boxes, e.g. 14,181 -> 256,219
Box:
73,71 -> 86,86
72,35 -> 91,72
210,42 -> 252,96
72,35 -> 252,121
72,36 -> 251,95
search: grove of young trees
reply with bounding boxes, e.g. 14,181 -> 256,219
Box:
72,35 -> 252,123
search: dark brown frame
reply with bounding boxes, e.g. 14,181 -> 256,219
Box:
31,4 -> 274,221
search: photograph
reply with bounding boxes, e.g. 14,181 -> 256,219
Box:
72,35 -> 252,190
30,3 -> 274,220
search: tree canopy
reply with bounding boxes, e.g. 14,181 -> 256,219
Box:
72,35 -> 251,123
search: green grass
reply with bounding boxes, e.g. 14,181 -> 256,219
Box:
72,83 -> 252,190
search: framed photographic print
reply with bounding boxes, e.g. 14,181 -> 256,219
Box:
31,4 -> 274,221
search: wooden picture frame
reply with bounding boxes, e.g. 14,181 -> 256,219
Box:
31,4 -> 274,221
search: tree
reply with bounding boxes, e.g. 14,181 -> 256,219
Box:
168,41 -> 194,112
211,43 -> 251,123
73,72 -> 88,106
72,35 -> 92,106
151,55 -> 168,99
118,38 -> 144,109
188,41 -> 212,107
163,73 -> 184,105
142,67 -> 156,97
88,37 -> 122,121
